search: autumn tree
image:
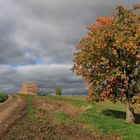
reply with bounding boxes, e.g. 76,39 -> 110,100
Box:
72,5 -> 140,123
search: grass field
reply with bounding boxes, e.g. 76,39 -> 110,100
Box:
38,95 -> 140,140
4,95 -> 140,140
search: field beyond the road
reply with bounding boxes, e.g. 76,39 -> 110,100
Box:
1,95 -> 140,140
0,93 -> 8,103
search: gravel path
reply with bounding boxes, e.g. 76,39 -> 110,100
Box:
0,95 -> 27,138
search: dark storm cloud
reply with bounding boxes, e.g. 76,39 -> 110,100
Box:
0,64 -> 86,94
0,0 -> 139,94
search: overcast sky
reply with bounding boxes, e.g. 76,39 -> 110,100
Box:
0,0 -> 139,95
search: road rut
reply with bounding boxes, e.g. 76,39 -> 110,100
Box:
0,95 -> 27,138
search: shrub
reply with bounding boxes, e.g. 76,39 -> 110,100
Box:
55,87 -> 62,95
0,93 -> 8,103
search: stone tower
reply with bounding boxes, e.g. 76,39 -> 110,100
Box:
18,82 -> 39,95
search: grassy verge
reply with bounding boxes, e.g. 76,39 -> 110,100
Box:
53,110 -> 70,124
79,102 -> 140,140
0,93 -> 8,103
20,94 -> 37,121
36,95 -> 140,140
36,95 -> 89,107
9,95 -> 140,140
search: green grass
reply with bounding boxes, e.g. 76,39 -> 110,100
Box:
0,93 -> 8,103
38,96 -> 140,140
24,94 -> 37,121
19,95 -> 140,140
79,102 -> 140,140
35,95 -> 89,107
53,111 -> 70,124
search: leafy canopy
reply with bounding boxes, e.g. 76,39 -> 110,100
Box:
73,5 -> 140,103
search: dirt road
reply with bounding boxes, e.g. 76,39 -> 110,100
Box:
0,95 -> 27,137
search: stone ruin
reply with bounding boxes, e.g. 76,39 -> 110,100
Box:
18,82 -> 39,95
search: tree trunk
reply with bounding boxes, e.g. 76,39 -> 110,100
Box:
126,100 -> 135,123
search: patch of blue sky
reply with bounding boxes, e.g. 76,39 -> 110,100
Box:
10,58 -> 47,68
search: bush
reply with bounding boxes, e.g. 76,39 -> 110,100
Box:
55,87 -> 62,95
0,93 -> 8,103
